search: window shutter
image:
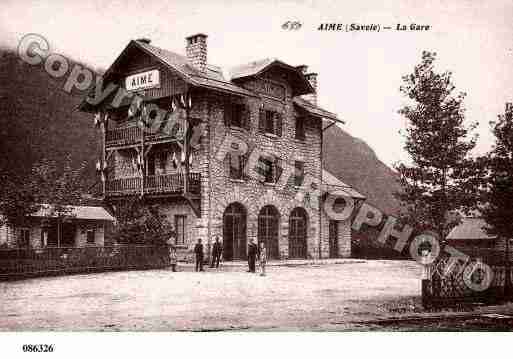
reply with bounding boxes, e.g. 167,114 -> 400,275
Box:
275,113 -> 283,136
224,102 -> 232,127
274,157 -> 283,183
296,117 -> 305,140
227,152 -> 233,178
295,161 -> 304,186
258,109 -> 266,132
241,154 -> 248,180
242,105 -> 251,130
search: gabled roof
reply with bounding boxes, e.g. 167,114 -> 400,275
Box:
229,58 -> 276,79
229,58 -> 314,96
33,204 -> 115,222
133,40 -> 258,98
447,217 -> 496,240
322,169 -> 366,200
80,40 -> 257,111
294,97 -> 340,122
79,40 -> 342,124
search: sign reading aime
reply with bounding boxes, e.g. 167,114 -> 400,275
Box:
125,69 -> 160,91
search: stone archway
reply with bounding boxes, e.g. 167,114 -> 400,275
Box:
223,202 -> 247,261
258,205 -> 280,259
288,207 -> 308,259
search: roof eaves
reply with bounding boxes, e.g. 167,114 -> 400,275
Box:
132,40 -> 198,86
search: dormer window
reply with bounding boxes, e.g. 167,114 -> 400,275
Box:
259,109 -> 283,136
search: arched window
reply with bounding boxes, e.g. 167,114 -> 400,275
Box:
223,202 -> 247,260
289,207 -> 308,259
258,205 -> 280,259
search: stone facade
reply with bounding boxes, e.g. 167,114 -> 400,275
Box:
93,37 -> 355,260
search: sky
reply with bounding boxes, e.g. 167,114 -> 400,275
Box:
1,0 -> 512,167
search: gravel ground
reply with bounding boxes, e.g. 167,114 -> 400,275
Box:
0,260 -> 431,331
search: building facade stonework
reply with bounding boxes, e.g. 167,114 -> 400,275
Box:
80,34 -> 365,261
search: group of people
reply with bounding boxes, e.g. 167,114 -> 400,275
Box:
167,235 -> 267,276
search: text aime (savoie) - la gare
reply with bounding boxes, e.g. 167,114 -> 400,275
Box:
318,23 -> 430,31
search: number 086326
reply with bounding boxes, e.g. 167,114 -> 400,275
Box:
22,344 -> 55,353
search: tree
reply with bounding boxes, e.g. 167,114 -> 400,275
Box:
29,156 -> 88,246
395,51 -> 479,244
1,156 -> 88,247
111,197 -> 173,246
0,170 -> 40,228
479,103 -> 513,296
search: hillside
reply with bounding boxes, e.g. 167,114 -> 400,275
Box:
0,49 -> 99,183
323,124 -> 401,216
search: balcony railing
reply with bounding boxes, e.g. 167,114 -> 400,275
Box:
106,177 -> 142,194
105,173 -> 200,196
105,125 -> 142,146
105,125 -> 177,147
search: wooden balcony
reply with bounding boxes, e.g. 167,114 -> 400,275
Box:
105,125 -> 178,148
105,173 -> 200,197
105,125 -> 142,147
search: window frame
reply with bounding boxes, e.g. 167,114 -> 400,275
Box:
295,116 -> 306,141
228,152 -> 246,180
86,228 -> 96,245
259,156 -> 275,184
294,161 -> 305,187
231,104 -> 244,128
19,228 -> 30,248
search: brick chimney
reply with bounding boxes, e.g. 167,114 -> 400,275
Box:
185,33 -> 208,73
303,72 -> 318,106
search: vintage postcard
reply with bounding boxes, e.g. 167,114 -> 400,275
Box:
1,0 -> 512,357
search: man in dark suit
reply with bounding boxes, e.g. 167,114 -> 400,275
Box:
194,238 -> 204,272
247,238 -> 258,273
210,236 -> 223,268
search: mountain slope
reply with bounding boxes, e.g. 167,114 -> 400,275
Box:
0,49 -> 99,182
323,124 -> 401,216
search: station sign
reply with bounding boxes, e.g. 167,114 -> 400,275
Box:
125,69 -> 160,92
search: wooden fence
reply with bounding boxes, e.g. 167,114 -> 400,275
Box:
0,245 -> 170,281
422,247 -> 513,308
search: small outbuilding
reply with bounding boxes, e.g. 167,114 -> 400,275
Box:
0,205 -> 115,248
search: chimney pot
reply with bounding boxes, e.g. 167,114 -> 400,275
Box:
186,34 -> 208,73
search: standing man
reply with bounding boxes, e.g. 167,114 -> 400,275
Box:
210,236 -> 223,269
194,238 -> 204,272
258,241 -> 267,276
247,238 -> 258,273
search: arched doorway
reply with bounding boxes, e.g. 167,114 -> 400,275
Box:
223,202 -> 247,261
258,205 -> 280,259
289,207 -> 308,259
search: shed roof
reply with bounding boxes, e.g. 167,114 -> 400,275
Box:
447,217 -> 496,240
33,204 -> 115,222
294,97 -> 340,122
322,169 -> 366,200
